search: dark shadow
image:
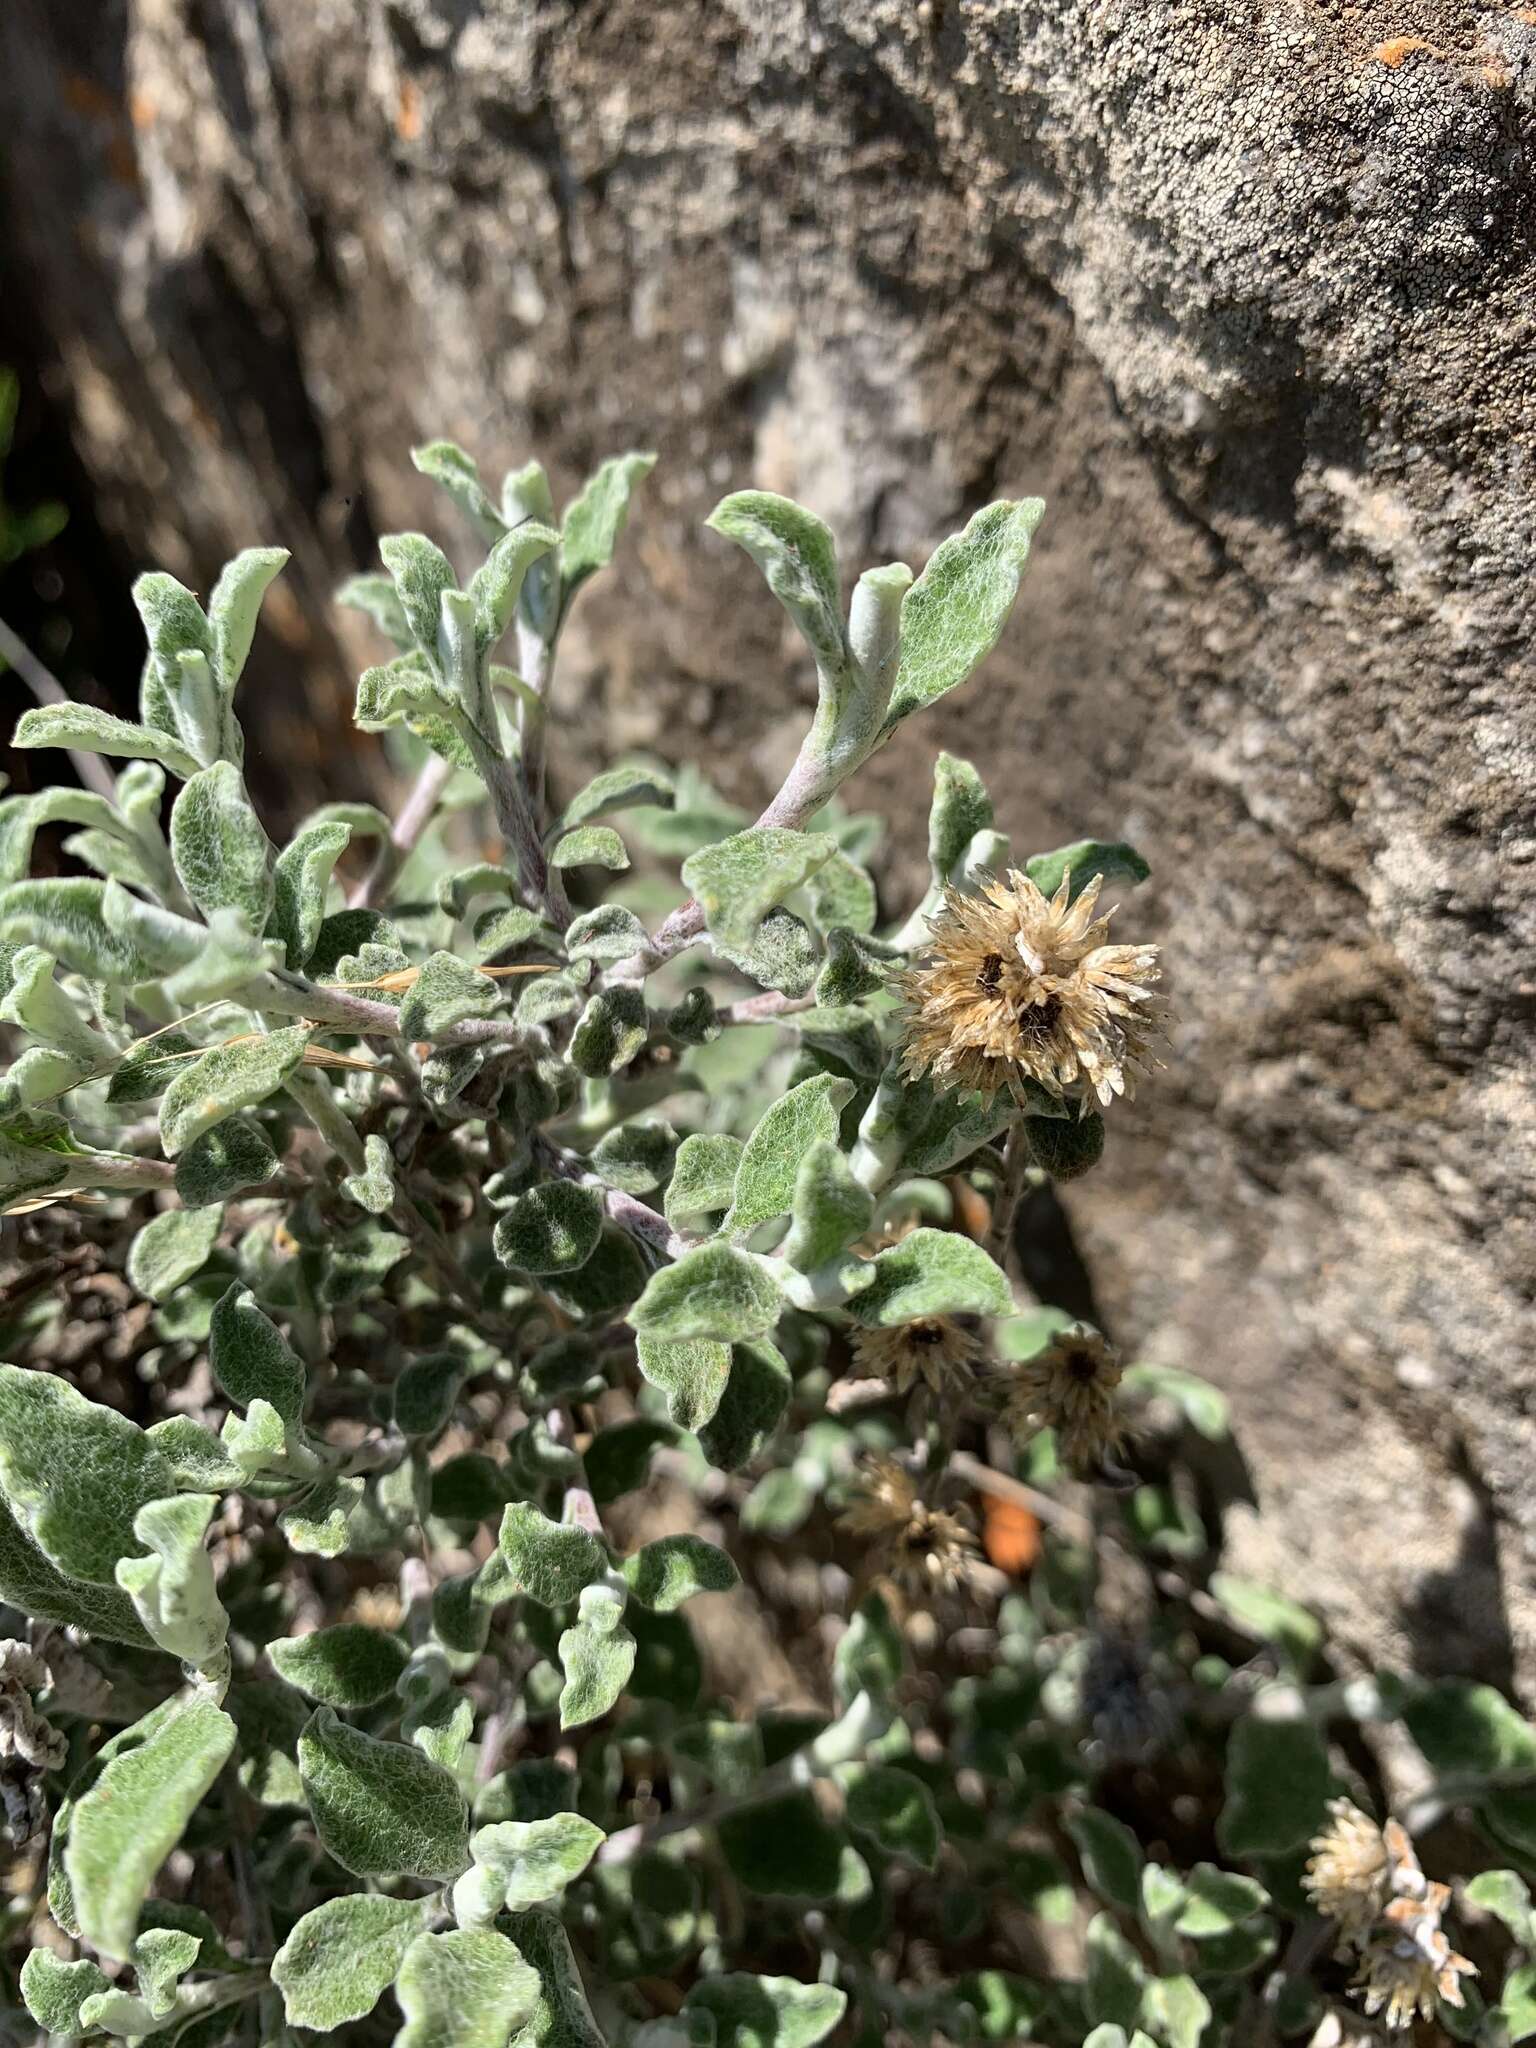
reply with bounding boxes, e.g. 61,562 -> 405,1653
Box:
1011,1180 -> 1102,1328
1399,1450 -> 1517,1695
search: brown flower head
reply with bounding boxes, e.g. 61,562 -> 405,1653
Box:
1304,1799 -> 1391,1947
848,1316 -> 981,1399
1357,1885 -> 1476,2031
897,869 -> 1165,1110
1002,1323 -> 1125,1472
0,1639 -> 66,1849
839,1457 -> 979,1598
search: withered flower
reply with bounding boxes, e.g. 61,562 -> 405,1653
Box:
1304,1799 -> 1392,1947
1001,1323 -> 1125,1472
1357,1881 -> 1476,2030
897,870 -> 1164,1110
839,1457 -> 979,1598
848,1316 -> 980,1400
0,1640 -> 67,1849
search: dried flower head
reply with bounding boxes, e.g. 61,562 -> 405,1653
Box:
839,1457 -> 979,1598
897,870 -> 1164,1110
1305,1799 -> 1391,1947
1002,1323 -> 1125,1472
1357,1881 -> 1476,2030
848,1316 -> 981,1400
0,1640 -> 66,1849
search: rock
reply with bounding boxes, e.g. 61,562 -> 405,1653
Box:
0,0 -> 1531,1680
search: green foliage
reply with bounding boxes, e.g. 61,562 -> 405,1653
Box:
0,435 -> 1511,2048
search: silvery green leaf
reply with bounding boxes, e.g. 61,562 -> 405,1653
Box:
126,1207 -> 222,1302
271,1624 -> 410,1706
339,572 -> 414,649
209,544 -> 289,690
714,906 -> 822,998
585,1420 -> 676,1507
209,1284 -> 306,1427
355,653 -> 476,768
167,763 -> 274,928
665,985 -> 718,1044
589,1117 -> 676,1195
0,876 -> 180,982
883,498 -> 1045,730
1141,1975 -> 1211,2048
1174,1864 -> 1272,1938
422,1042 -> 489,1106
565,902 -> 649,966
60,823 -> 163,893
0,1105 -> 86,1204
311,910 -> 402,979
454,1813 -> 605,1926
174,1117 -> 277,1206
395,1927 -> 541,2048
341,1130 -> 396,1215
471,519 -> 560,647
504,1908 -> 608,2048
804,847 -> 877,935
559,451 -> 657,619
314,1218 -> 410,1307
0,944 -> 111,1062
1025,838 -> 1151,903
681,827 -> 838,950
271,815 -> 352,969
1083,1913 -> 1146,2030
1022,1108 -> 1104,1181
0,1490 -> 152,1647
0,1364 -> 179,1583
493,1182 -> 605,1275
722,1073 -> 855,1238
789,1005 -> 884,1083
160,907 -> 283,1006
696,1339 -> 792,1471
66,1694 -> 236,1959
398,950 -> 502,1040
927,751 -> 993,887
705,492 -> 847,695
550,825 -> 628,872
271,1894 -> 427,2032
496,1502 -> 607,1606
634,1335 -> 733,1433
560,763 -> 674,830
439,585 -> 490,733
413,439 -> 508,542
846,1227 -> 1011,1325
0,786 -> 139,888
379,532 -> 459,659
622,1534 -> 738,1611
1216,1717 -> 1330,1859
543,1226 -> 650,1322
664,1133 -> 744,1231
559,1583 -> 636,1730
12,702 -> 201,781
782,1139 -> 874,1272
569,985 -> 648,1078
115,1492 -> 228,1666
629,1242 -> 783,1346
159,1025 -> 310,1156
279,1474 -> 363,1555
405,1687 -> 475,1770
20,1950 -> 112,2036
144,1416 -> 245,1491
0,1043 -> 91,1109
1066,1808 -> 1144,1911
221,1399 -> 294,1483
439,862 -> 521,919
299,1706 -> 470,1879
687,1975 -> 848,2048
1464,1869 -> 1536,1943
395,1350 -> 466,1438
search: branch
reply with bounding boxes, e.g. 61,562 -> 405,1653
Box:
350,754 -> 453,911
0,615 -> 122,802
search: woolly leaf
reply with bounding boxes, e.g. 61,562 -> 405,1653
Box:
565,902 -> 649,966
20,1951 -> 111,2036
107,1032 -> 196,1105
280,1475 -> 363,1557
0,1365 -> 179,1584
560,451 -> 657,615
805,848 -> 877,936
682,827 -> 838,949
66,1695 -> 236,1960
394,1927 -> 541,2048
175,1117 -> 277,1206
629,1242 -> 783,1345
706,491 -> 847,687
1405,1680 -> 1536,1780
782,1139 -> 874,1272
471,520 -> 560,647
341,1130 -> 396,1214
209,545 -> 289,689
561,763 -> 675,830
398,950 -> 501,1040
543,1225 -> 650,1321
299,1707 -> 469,1879
569,985 -> 648,1077
550,824 -> 629,871
687,1975 -> 848,2048
697,1339 -> 792,1471
590,1118 -> 676,1196
1025,839 -> 1150,904
585,1420 -> 676,1507
168,762 -> 275,928
842,1764 -> 942,1870
723,1073 -> 855,1237
1066,1808 -> 1144,1912
271,1625 -> 410,1707
497,1502 -> 607,1607
1217,1717 -> 1330,1858
847,1228 -> 1011,1325
493,1182 -> 605,1275
0,876 -> 184,982
884,498 -> 1045,728
114,1492 -> 227,1666
159,1026 -> 310,1156
272,816 -> 352,970
928,751 -> 994,886
503,1908 -> 608,2048
271,1893 -> 426,2032
210,1285 -> 306,1427
623,1534 -> 739,1611
12,702 -> 200,781
412,439 -> 506,542
1208,1573 -> 1323,1675
718,1790 -> 843,1899
1175,1865 -> 1271,1937
394,1350 -> 467,1439
1083,1913 -> 1146,2030
379,532 -> 458,657
559,1586 -> 637,1730
1141,1975 -> 1211,2048
453,1814 -> 606,1926
0,1490 -> 152,1647
664,1132 -> 744,1231
126,1206 -> 222,1303
634,1334 -> 733,1433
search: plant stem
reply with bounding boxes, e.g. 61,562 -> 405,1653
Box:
466,729 -> 571,929
983,1121 -> 1031,1270
350,754 -> 453,910
947,1451 -> 1095,1541
0,614 -> 120,802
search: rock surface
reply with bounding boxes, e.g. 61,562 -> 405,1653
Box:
1,0 -> 1532,1681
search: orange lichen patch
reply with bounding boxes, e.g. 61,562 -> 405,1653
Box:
396,76 -> 423,142
1372,35 -> 1441,65
979,1493 -> 1041,1575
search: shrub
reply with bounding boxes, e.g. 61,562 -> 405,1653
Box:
0,445 -> 1524,2045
